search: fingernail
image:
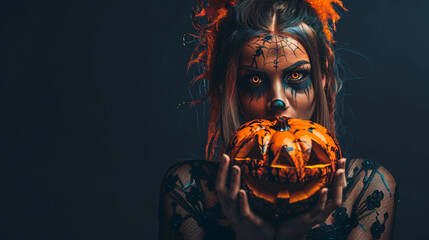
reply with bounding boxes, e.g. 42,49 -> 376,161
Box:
220,155 -> 226,164
233,167 -> 239,175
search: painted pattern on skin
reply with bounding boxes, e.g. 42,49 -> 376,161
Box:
246,34 -> 305,70
284,64 -> 313,101
239,34 -> 312,103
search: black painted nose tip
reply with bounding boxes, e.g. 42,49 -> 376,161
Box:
271,99 -> 286,110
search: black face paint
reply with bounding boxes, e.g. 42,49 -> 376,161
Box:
239,35 -> 311,102
282,63 -> 313,100
237,68 -> 269,101
245,34 -> 305,71
237,65 -> 313,102
250,45 -> 267,69
284,75 -> 313,100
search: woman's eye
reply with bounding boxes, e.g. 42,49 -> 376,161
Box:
288,72 -> 304,81
249,75 -> 263,85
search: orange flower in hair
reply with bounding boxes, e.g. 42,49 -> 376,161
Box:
195,0 -> 347,44
304,0 -> 348,43
195,0 -> 237,20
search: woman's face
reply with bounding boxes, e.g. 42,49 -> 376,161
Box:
237,34 -> 320,122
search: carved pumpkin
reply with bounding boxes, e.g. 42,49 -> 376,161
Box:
226,117 -> 341,221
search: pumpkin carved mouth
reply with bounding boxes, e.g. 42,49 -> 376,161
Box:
244,174 -> 326,204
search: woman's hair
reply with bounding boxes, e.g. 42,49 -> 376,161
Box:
189,0 -> 345,161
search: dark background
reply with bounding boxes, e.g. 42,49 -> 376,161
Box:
0,0 -> 428,239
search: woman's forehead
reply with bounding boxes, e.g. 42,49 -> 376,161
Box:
239,34 -> 310,70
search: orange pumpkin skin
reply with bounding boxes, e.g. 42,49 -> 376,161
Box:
226,117 -> 342,221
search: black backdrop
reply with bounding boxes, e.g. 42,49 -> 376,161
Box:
1,0 -> 428,239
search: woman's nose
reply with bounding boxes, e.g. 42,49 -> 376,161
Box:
271,99 -> 286,110
267,80 -> 288,111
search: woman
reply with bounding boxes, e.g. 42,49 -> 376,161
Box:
158,0 -> 397,239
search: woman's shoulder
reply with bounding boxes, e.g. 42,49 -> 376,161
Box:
341,158 -> 398,238
163,159 -> 218,174
159,159 -> 221,205
345,158 -> 396,193
308,158 -> 398,239
158,159 -> 235,239
161,160 -> 219,186
344,158 -> 397,204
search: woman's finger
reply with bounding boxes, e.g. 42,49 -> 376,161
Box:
229,165 -> 241,200
339,158 -> 347,188
316,188 -> 328,211
310,188 -> 328,218
237,190 -> 275,238
338,158 -> 346,170
215,154 -> 230,196
239,190 -> 254,221
325,169 -> 344,213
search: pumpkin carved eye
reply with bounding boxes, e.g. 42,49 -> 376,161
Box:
306,140 -> 332,167
270,147 -> 295,168
227,117 -> 341,221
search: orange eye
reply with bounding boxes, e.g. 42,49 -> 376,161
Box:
291,72 -> 300,79
251,76 -> 261,84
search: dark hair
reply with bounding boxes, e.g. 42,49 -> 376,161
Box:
190,0 -> 343,161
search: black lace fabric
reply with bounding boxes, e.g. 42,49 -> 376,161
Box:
158,159 -> 398,240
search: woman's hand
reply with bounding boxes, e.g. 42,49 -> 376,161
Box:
274,158 -> 347,240
216,154 -> 275,240
216,154 -> 347,240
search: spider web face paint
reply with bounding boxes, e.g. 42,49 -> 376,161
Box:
237,34 -> 316,123
246,34 -> 305,70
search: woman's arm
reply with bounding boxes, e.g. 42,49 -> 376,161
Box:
346,161 -> 397,240
305,158 -> 398,240
158,162 -> 206,240
347,160 -> 397,239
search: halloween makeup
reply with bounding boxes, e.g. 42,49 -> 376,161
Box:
237,34 -> 316,122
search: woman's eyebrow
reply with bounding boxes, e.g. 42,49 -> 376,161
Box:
282,60 -> 311,74
238,66 -> 266,74
238,60 -> 310,74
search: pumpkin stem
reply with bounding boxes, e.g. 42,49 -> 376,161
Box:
274,116 -> 291,132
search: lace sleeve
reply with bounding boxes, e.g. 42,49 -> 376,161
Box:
345,159 -> 398,240
307,158 -> 399,240
158,162 -> 206,240
158,160 -> 235,240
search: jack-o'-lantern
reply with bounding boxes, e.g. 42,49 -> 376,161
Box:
226,117 -> 341,222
